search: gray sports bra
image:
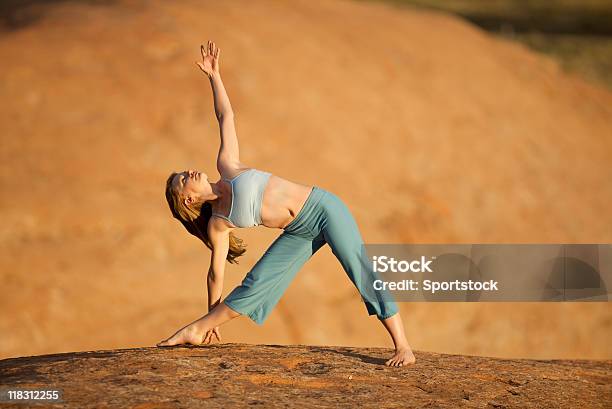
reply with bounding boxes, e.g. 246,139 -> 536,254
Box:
212,168 -> 272,228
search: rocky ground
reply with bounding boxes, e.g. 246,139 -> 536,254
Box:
1,344 -> 611,408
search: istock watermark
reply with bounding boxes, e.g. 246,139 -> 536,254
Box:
358,244 -> 611,302
372,255 -> 435,273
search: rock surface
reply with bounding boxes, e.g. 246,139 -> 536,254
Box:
1,343 -> 610,408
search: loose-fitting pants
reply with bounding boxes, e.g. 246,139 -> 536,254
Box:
223,186 -> 399,325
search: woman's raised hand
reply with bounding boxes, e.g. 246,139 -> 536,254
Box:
196,40 -> 220,78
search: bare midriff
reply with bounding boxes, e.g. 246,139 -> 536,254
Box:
259,175 -> 314,229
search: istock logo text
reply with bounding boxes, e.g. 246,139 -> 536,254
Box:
372,256 -> 435,273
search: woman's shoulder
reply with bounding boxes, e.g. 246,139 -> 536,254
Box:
218,162 -> 254,181
207,213 -> 236,234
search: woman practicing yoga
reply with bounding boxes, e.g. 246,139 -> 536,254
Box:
157,41 -> 415,367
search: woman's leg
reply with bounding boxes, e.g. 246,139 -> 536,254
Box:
223,230 -> 326,324
380,313 -> 416,366
158,231 -> 326,346
321,192 -> 415,366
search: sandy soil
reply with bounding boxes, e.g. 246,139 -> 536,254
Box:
0,0 -> 611,360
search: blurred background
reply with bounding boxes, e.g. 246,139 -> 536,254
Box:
367,0 -> 612,90
0,0 -> 610,360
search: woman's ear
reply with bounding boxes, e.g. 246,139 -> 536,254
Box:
184,196 -> 192,206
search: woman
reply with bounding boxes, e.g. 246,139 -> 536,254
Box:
157,41 -> 415,367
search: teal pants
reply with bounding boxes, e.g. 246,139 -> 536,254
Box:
223,186 -> 399,325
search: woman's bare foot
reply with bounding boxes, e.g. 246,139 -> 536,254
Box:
157,304 -> 240,348
157,323 -> 205,347
378,313 -> 416,367
385,346 -> 416,367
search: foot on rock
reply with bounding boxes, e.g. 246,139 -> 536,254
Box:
385,347 -> 416,367
157,325 -> 204,347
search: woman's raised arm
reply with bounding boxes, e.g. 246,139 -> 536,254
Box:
196,41 -> 241,175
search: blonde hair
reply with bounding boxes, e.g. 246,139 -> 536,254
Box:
165,172 -> 247,264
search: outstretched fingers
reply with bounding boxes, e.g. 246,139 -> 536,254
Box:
201,40 -> 220,57
201,327 -> 221,344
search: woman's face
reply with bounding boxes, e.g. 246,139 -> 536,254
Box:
173,169 -> 211,205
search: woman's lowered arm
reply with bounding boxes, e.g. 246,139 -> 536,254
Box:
206,221 -> 230,312
201,220 -> 230,344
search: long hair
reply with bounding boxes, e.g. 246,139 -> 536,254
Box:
165,172 -> 247,264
